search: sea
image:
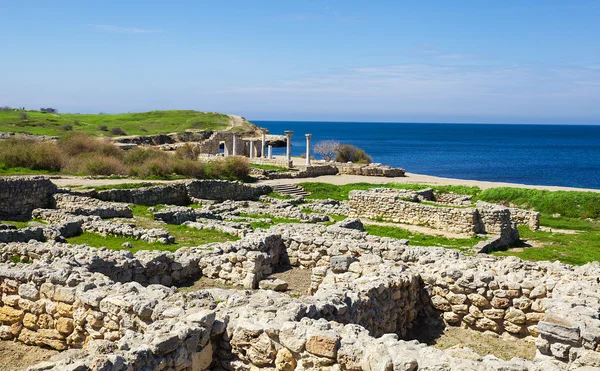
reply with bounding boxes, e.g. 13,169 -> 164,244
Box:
253,121 -> 600,190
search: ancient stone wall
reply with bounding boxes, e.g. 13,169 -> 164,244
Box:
186,180 -> 271,201
348,189 -> 481,234
509,207 -> 541,230
0,176 -> 57,220
336,163 -> 406,177
96,183 -> 190,205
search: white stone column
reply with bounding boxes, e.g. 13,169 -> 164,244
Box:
261,130 -> 268,158
305,134 -> 312,166
284,130 -> 293,167
249,141 -> 255,159
268,145 -> 273,159
232,134 -> 237,156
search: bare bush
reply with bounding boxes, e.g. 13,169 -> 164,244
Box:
0,139 -> 64,171
175,143 -> 203,160
314,140 -> 340,161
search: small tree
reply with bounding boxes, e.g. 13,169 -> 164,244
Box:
314,140 -> 340,161
334,144 -> 372,164
18,112 -> 29,120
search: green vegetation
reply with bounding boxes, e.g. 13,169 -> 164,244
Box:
1,219 -> 46,228
0,109 -> 239,137
478,187 -> 600,219
0,133 -> 251,181
334,144 -> 372,164
265,192 -> 294,200
300,182 -> 480,201
66,204 -> 239,252
250,163 -> 289,172
328,214 -> 347,222
493,221 -> 600,266
364,225 -> 481,251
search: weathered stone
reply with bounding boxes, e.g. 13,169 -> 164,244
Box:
306,334 -> 339,359
0,306 -> 23,324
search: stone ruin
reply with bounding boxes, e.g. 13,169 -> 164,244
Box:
0,177 -> 599,370
348,188 -> 541,252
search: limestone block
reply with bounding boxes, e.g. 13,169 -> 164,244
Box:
503,321 -> 523,334
56,317 -> 74,335
18,283 -> 39,301
258,278 -> 288,292
512,297 -> 532,311
246,332 -> 277,366
538,317 -> 581,344
467,293 -> 489,308
483,309 -> 505,320
279,322 -> 307,353
430,295 -> 452,312
191,342 -> 213,371
53,287 -> 76,304
0,305 -> 23,324
504,308 -> 526,325
490,296 -> 510,309
306,334 -> 339,359
23,312 -> 38,329
444,312 -> 461,324
475,318 -> 500,332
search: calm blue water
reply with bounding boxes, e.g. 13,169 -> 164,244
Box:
253,121 -> 600,190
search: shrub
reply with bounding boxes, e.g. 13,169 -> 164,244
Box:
175,143 -> 203,160
0,139 -> 64,171
18,112 -> 29,120
140,127 -> 148,132
123,147 -> 167,165
215,156 -> 250,180
75,155 -> 128,176
97,125 -> 108,131
110,127 -> 126,136
59,133 -> 123,158
132,157 -> 174,178
61,124 -> 73,131
314,140 -> 340,161
334,144 -> 372,164
171,159 -> 208,178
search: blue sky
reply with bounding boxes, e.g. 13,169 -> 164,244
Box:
1,0 -> 599,124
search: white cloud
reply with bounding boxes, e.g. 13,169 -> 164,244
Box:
221,63 -> 600,119
87,24 -> 161,34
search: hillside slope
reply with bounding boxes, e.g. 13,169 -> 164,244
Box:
0,109 -> 259,137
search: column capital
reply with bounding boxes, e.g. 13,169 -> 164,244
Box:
305,133 -> 312,139
284,130 -> 294,136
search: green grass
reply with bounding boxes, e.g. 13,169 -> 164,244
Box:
1,219 -> 46,228
265,192 -> 294,200
492,223 -> 600,266
328,214 -> 348,222
300,182 -> 480,201
365,225 -> 481,250
65,204 -> 240,252
0,110 -> 257,137
67,232 -> 177,253
250,163 -> 289,172
477,187 -> 600,219
0,165 -> 61,176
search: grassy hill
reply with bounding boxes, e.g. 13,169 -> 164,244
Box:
0,109 -> 256,137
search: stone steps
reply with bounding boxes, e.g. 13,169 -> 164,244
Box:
272,184 -> 309,197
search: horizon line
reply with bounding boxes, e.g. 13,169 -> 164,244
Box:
250,119 -> 600,126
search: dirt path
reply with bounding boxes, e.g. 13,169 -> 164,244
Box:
408,325 -> 536,361
0,341 -> 58,371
